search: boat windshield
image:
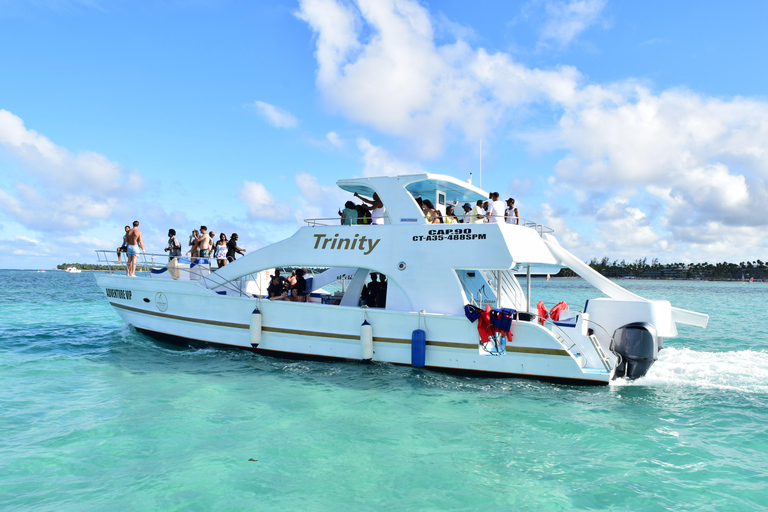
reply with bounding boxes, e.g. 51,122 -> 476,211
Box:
404,178 -> 486,205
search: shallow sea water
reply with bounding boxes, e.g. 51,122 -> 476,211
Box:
1,270 -> 767,511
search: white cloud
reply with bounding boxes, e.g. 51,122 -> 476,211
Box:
293,172 -> 350,223
0,233 -> 52,258
0,110 -> 143,232
326,131 -> 343,148
239,181 -> 286,221
0,109 -> 141,193
538,0 -> 607,48
530,86 -> 768,254
296,0 -> 585,157
295,0 -> 768,261
357,138 -> 423,177
251,100 -> 299,129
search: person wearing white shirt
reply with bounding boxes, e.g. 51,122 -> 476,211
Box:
505,198 -> 519,225
488,192 -> 506,224
461,203 -> 472,223
355,192 -> 386,225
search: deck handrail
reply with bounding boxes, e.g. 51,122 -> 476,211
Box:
304,215 -> 392,226
303,214 -> 554,235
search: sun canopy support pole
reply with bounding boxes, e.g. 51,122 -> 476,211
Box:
526,265 -> 531,313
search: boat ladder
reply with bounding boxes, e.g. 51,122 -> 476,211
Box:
553,327 -> 613,372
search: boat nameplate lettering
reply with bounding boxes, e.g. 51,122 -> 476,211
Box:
312,233 -> 380,255
414,228 -> 486,242
105,288 -> 132,300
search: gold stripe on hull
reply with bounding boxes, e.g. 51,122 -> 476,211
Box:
110,301 -> 569,357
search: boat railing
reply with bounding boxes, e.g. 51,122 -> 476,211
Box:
509,217 -> 555,236
304,214 -> 393,226
303,214 -> 554,235
482,269 -> 527,311
94,250 -> 260,298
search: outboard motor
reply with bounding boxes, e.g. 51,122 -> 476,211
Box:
611,322 -> 659,379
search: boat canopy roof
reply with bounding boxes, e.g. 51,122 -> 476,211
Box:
337,173 -> 488,224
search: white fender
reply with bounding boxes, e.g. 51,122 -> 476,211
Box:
360,320 -> 373,361
250,308 -> 262,347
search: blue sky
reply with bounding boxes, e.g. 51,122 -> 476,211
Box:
2,0 -> 768,269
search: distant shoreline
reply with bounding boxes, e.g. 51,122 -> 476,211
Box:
7,267 -> 764,283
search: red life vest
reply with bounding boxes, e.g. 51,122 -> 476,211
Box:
549,301 -> 568,322
537,300 -> 549,325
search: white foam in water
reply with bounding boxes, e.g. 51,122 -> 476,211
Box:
612,347 -> 768,393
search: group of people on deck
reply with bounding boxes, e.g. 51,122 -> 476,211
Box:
115,222 -> 247,278
267,268 -> 311,302
338,192 -> 386,225
465,192 -> 520,224
181,226 -> 246,268
337,190 -> 519,226
418,192 -> 520,225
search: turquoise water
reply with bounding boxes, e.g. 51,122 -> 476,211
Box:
1,270 -> 767,511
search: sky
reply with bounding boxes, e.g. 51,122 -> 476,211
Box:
1,0 -> 768,269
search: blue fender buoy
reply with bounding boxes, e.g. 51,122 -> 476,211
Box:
411,328 -> 426,367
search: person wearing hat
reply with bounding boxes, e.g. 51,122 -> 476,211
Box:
461,203 -> 472,223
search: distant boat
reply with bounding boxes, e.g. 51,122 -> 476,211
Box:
37,270 -> 46,273
65,267 -> 82,273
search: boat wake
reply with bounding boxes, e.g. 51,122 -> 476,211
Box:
613,346 -> 768,393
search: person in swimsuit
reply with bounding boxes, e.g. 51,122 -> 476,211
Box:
187,226 -> 211,259
198,226 -> 211,258
125,220 -> 144,277
188,229 -> 200,257
422,199 -> 438,223
444,205 -> 458,223
354,192 -> 386,225
214,233 -> 228,268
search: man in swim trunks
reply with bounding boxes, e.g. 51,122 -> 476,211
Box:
195,226 -> 211,258
125,220 -> 144,277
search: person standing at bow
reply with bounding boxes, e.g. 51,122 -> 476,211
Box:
125,221 -> 144,277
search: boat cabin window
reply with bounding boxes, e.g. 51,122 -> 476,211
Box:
361,272 -> 387,308
247,266 -> 391,308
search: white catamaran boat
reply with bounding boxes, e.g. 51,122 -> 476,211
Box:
95,173 -> 708,385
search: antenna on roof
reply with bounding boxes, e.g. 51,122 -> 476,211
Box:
468,172 -> 472,184
479,138 -> 483,189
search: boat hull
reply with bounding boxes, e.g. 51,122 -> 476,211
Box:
97,274 -> 612,385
